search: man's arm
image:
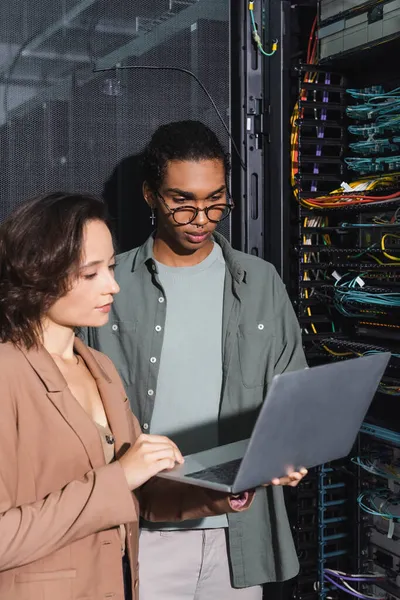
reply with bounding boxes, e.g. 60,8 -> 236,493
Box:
272,270 -> 308,375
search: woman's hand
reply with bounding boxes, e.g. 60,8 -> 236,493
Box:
119,434 -> 184,491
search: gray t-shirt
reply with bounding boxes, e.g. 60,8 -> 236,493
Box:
143,242 -> 228,529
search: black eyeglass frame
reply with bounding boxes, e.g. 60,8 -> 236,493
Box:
155,191 -> 235,226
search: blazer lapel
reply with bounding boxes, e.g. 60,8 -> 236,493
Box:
20,339 -> 132,467
20,343 -> 105,470
74,338 -> 132,458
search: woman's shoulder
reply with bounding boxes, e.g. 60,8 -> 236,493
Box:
0,341 -> 24,363
0,343 -> 27,394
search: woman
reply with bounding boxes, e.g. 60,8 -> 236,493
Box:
0,192 -> 253,600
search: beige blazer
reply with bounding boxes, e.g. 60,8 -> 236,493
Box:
0,338 -> 251,600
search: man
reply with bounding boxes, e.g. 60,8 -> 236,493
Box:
88,120 -> 307,599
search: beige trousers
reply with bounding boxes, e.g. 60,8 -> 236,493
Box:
139,529 -> 263,599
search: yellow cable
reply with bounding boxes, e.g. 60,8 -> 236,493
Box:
366,253 -> 398,266
381,234 -> 400,261
322,346 -> 358,357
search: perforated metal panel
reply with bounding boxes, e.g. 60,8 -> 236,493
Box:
0,0 -> 232,248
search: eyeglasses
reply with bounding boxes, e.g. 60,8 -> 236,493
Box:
156,192 -> 235,226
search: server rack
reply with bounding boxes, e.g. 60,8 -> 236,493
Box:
278,2 -> 400,600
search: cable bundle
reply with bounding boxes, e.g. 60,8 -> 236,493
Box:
349,138 -> 400,156
349,115 -> 400,139
347,87 -> 400,121
352,456 -> 400,481
347,86 -> 386,100
300,189 -> 400,209
339,230 -> 400,266
300,173 -> 400,207
357,489 -> 400,521
290,16 -> 319,200
345,156 -> 400,174
324,568 -> 385,600
333,276 -> 400,317
340,206 -> 400,227
346,87 -> 400,174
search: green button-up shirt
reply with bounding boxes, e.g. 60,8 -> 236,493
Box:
87,232 -> 307,587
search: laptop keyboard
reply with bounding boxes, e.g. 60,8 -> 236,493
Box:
187,458 -> 242,486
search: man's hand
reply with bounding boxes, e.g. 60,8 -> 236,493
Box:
264,467 -> 308,488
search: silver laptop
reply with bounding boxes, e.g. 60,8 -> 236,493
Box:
157,353 -> 390,494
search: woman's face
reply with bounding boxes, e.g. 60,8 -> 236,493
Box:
46,219 -> 120,329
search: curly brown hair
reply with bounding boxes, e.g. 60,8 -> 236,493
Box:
0,192 -> 109,348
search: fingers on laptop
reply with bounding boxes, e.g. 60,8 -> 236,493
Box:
269,468 -> 308,487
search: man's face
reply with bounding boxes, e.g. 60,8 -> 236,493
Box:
147,158 -> 229,254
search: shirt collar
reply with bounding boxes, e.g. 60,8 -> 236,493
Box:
130,232 -> 156,272
130,231 -> 245,284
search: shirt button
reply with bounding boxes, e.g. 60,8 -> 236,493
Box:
147,389 -> 154,396
152,264 -> 156,271
111,324 -> 118,331
158,297 -> 164,303
258,323 -> 264,330
143,423 -> 149,430
155,325 -> 162,332
150,357 -> 157,364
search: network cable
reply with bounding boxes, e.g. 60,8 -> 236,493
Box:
357,488 -> 400,521
300,173 -> 400,206
333,277 -> 400,317
290,15 -> 318,199
300,189 -> 400,209
334,173 -> 400,193
362,423 -> 400,445
340,222 -> 400,229
349,115 -> 400,139
325,569 -> 385,582
93,64 -> 245,170
349,137 -> 400,156
344,218 -> 400,230
248,2 -> 278,57
352,456 -> 400,481
346,88 -> 400,120
344,156 -> 400,175
347,86 -> 393,100
381,233 -> 400,261
324,569 -> 386,600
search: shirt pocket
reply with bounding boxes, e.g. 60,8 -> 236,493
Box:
237,320 -> 275,388
108,320 -> 137,386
